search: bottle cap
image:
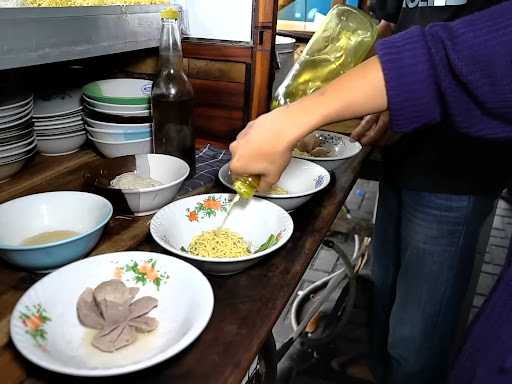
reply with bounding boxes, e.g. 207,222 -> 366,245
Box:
160,7 -> 179,20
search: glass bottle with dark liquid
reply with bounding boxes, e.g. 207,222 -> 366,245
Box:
152,7 -> 196,176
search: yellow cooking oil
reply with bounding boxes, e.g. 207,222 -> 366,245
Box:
272,5 -> 377,109
233,175 -> 261,199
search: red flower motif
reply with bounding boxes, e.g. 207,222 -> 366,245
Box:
187,211 -> 199,222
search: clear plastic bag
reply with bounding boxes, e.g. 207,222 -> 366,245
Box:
272,5 -> 377,109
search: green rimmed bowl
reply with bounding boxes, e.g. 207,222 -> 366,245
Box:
82,79 -> 152,106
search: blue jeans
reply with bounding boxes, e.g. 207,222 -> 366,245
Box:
371,182 -> 497,384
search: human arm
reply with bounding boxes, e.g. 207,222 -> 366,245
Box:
230,1 -> 512,189
378,0 -> 512,139
229,56 -> 388,190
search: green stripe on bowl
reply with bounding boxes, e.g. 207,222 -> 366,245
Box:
82,82 -> 104,99
82,83 -> 151,106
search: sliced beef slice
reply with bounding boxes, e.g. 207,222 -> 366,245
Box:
98,299 -> 130,326
129,316 -> 159,333
128,287 -> 140,302
93,279 -> 132,305
76,288 -> 105,330
92,323 -> 137,353
128,296 -> 158,319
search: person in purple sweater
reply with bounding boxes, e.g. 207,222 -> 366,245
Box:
229,1 -> 512,383
358,0 -> 508,382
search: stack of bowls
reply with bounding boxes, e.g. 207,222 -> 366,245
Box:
0,93 -> 37,182
33,89 -> 86,156
82,79 -> 153,158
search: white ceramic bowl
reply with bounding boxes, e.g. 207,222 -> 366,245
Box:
10,251 -> 213,376
85,105 -> 151,117
151,193 -> 294,275
0,140 -> 37,163
0,97 -> 32,115
0,127 -> 34,146
89,135 -> 152,158
35,126 -> 84,137
82,96 -> 150,112
33,120 -> 84,130
33,88 -> 82,118
34,115 -> 82,127
292,130 -> 363,171
86,126 -> 151,142
0,136 -> 36,155
0,191 -> 113,271
0,113 -> 32,130
36,131 -> 87,156
0,150 -> 35,183
33,110 -> 82,122
84,117 -> 151,131
85,154 -> 190,216
218,158 -> 330,212
0,104 -> 32,123
82,78 -> 152,105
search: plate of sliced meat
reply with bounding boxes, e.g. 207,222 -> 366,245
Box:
10,251 -> 214,377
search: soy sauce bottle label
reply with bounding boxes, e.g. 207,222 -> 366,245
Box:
152,7 -> 196,177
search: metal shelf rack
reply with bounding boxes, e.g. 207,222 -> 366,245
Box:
0,5 -> 165,70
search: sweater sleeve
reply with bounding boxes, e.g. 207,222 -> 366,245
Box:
375,1 -> 512,140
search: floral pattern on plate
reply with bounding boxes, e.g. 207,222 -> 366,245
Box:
19,304 -> 51,350
116,258 -> 170,291
314,175 -> 327,189
318,132 -> 344,146
185,195 -> 230,222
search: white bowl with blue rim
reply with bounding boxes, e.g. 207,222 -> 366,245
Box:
150,193 -> 294,275
218,158 -> 331,212
86,126 -> 151,142
292,130 -> 362,171
0,191 -> 113,271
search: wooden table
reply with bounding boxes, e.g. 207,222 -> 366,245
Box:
0,146 -> 369,384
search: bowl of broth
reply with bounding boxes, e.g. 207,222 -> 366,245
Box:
0,191 -> 113,271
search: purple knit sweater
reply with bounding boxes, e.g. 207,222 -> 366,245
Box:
375,0 -> 512,140
448,256 -> 512,383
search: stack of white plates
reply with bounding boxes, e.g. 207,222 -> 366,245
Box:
0,93 -> 37,182
82,79 -> 152,158
33,88 -> 86,156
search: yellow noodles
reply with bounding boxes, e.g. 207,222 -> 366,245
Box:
270,184 -> 288,195
188,229 -> 251,258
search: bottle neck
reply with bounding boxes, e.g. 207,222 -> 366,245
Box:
159,19 -> 183,72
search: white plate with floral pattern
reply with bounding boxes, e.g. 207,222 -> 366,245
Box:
151,194 -> 294,275
10,251 -> 214,377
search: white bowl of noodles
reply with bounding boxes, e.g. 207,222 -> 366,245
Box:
150,194 -> 294,275
218,158 -> 330,212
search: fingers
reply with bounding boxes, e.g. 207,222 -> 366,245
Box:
236,122 -> 253,140
258,176 -> 278,193
351,114 -> 379,142
360,112 -> 390,145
